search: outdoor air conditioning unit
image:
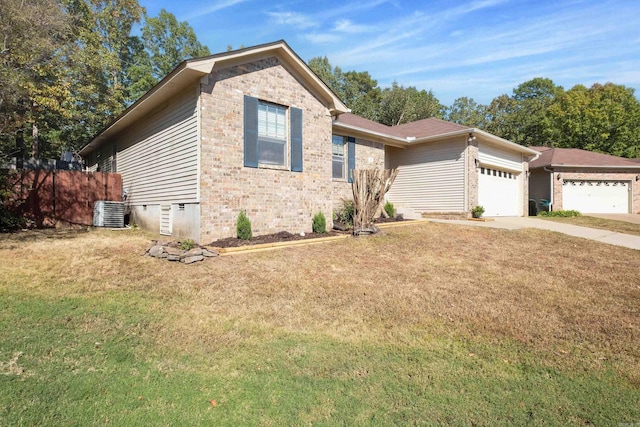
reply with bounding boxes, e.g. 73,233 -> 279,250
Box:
93,201 -> 125,228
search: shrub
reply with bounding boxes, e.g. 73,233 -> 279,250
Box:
471,205 -> 485,218
312,212 -> 327,234
334,199 -> 355,227
236,211 -> 252,240
383,201 -> 395,218
539,210 -> 581,218
179,239 -> 196,251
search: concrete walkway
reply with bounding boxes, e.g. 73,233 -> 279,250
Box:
429,217 -> 640,250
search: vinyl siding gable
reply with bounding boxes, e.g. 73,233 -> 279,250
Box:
115,89 -> 199,205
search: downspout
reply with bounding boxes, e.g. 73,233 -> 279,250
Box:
543,166 -> 553,210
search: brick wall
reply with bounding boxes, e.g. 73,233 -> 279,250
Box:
331,137 -> 385,208
199,56 -> 335,241
551,169 -> 640,213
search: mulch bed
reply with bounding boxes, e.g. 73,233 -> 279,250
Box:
208,216 -> 409,248
209,230 -> 346,248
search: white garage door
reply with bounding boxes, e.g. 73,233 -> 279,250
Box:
478,167 -> 519,216
563,180 -> 629,213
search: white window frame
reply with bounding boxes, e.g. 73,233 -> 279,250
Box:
332,135 -> 346,180
258,101 -> 287,166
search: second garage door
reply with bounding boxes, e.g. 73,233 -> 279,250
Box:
478,167 -> 519,216
562,180 -> 629,213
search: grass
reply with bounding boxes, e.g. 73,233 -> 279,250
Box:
1,224 -> 639,425
539,214 -> 640,236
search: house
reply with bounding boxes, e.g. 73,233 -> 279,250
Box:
333,113 -> 539,218
80,40 -> 538,243
529,147 -> 640,213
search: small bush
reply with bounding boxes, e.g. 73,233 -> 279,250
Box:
334,199 -> 355,227
312,212 -> 327,234
179,239 -> 196,251
383,201 -> 395,218
236,211 -> 252,240
539,210 -> 581,218
471,205 -> 485,218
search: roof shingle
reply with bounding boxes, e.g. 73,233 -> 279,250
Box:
529,147 -> 640,168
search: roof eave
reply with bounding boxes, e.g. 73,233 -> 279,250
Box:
534,163 -> 640,170
332,121 -> 408,147
80,40 -> 349,157
473,129 -> 540,157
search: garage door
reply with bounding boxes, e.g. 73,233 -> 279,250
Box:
478,167 -> 519,216
563,180 -> 629,213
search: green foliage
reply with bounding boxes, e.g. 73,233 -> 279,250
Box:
308,56 -> 381,121
0,0 -> 210,159
312,212 -> 327,234
446,97 -> 486,127
383,201 -> 395,218
471,205 -> 485,218
334,199 -> 355,227
0,169 -> 25,231
141,9 -> 211,81
378,82 -> 445,126
236,211 -> 252,240
178,239 -> 196,250
539,210 -> 581,218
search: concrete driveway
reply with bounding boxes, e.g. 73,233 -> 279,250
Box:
428,217 -> 640,250
586,213 -> 640,225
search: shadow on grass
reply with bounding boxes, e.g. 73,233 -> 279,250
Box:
0,227 -> 91,246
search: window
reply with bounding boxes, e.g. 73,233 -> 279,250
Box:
332,135 -> 346,179
244,96 -> 303,171
257,101 -> 287,166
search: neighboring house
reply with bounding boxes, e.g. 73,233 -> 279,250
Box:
80,40 -> 537,243
529,147 -> 640,213
334,113 -> 539,218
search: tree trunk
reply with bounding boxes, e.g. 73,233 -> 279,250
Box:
351,168 -> 398,235
32,122 -> 38,158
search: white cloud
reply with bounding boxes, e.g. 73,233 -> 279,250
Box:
333,19 -> 373,34
266,11 -> 318,30
182,0 -> 248,21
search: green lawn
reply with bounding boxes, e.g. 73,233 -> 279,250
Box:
1,225 -> 639,425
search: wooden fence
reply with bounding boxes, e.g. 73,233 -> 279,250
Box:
4,169 -> 122,227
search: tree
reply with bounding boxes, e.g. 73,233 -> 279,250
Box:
548,83 -> 640,157
446,97 -> 486,127
60,0 -> 146,147
484,94 -> 518,141
141,9 -> 210,80
308,56 -> 381,121
377,82 -> 444,126
0,0 -> 70,158
482,78 -> 562,146
511,78 -> 562,146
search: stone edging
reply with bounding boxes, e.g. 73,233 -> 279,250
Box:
143,241 -> 219,263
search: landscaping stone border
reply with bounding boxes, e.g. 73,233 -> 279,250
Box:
143,241 -> 219,263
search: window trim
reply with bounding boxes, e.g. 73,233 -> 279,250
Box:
332,135 -> 346,180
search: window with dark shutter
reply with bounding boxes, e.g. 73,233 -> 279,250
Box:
347,136 -> 356,183
290,107 -> 303,172
243,95 -> 258,168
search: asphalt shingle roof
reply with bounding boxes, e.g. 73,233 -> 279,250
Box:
334,113 -> 472,139
529,146 -> 640,168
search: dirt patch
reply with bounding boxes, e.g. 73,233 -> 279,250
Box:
209,230 -> 347,248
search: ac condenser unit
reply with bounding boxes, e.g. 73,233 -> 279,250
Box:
93,201 -> 125,228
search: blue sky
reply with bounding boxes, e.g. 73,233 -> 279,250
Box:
139,0 -> 640,106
